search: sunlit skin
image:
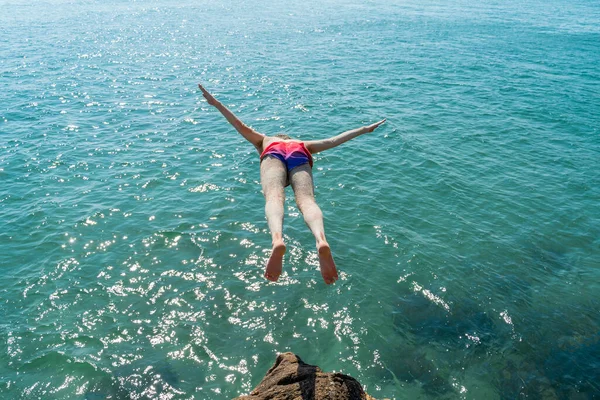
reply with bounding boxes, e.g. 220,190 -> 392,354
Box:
199,84 -> 385,284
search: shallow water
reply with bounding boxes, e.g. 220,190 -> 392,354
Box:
1,0 -> 599,398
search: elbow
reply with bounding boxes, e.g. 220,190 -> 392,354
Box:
236,123 -> 252,135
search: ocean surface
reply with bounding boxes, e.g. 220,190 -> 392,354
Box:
1,0 -> 599,398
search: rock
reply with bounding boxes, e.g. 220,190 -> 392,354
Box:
234,352 -> 377,400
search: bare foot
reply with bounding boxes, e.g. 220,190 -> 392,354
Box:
317,242 -> 338,284
264,240 -> 286,282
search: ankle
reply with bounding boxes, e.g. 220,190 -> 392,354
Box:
271,232 -> 283,242
316,240 -> 329,249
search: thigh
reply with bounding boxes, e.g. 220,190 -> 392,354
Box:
289,164 -> 315,205
260,156 -> 288,198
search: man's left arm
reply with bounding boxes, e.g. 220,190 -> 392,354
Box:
199,84 -> 265,153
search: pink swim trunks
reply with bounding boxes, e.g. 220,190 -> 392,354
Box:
260,141 -> 313,171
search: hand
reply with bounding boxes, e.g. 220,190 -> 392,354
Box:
364,119 -> 386,133
198,84 -> 219,106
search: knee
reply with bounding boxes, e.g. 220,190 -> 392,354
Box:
296,198 -> 320,215
265,191 -> 285,205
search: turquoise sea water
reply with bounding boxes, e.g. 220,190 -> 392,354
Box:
1,0 -> 599,398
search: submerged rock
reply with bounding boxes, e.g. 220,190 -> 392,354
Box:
234,352 -> 377,400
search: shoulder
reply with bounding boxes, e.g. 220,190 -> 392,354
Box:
303,140 -> 321,154
257,136 -> 278,154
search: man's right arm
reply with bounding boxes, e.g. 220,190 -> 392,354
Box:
304,119 -> 386,154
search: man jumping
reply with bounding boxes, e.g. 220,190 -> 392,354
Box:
199,84 -> 385,284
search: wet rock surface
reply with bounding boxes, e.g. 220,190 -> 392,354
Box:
233,352 -> 376,400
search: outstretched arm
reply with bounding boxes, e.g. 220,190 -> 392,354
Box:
304,119 -> 386,154
199,84 -> 265,153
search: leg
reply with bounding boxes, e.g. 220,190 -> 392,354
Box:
290,164 -> 338,284
260,156 -> 287,281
